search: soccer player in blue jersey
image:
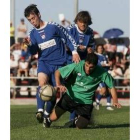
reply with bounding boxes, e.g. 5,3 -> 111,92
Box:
66,11 -> 95,63
23,4 -> 80,123
65,11 -> 95,123
95,44 -> 114,110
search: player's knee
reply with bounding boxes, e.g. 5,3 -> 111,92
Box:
76,116 -> 89,129
50,106 -> 65,121
38,80 -> 46,87
50,110 -> 58,121
38,72 -> 48,86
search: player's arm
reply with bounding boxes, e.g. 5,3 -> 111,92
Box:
109,87 -> 121,108
23,31 -> 39,55
87,31 -> 95,54
103,73 -> 122,108
55,63 -> 76,93
55,70 -> 67,94
56,24 -> 80,63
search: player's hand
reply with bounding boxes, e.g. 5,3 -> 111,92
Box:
113,103 -> 122,108
72,53 -> 81,63
56,85 -> 67,94
87,47 -> 94,54
23,37 -> 31,46
78,45 -> 86,51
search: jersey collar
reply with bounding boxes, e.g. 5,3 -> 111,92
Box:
75,24 -> 88,34
35,21 -> 48,30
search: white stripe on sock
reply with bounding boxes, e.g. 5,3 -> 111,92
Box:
38,109 -> 43,112
44,110 -> 50,116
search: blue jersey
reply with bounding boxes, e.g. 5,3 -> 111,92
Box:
96,53 -> 107,67
66,24 -> 95,61
28,22 -> 77,65
96,53 -> 110,88
96,53 -> 110,71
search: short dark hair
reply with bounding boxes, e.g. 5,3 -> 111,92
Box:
74,11 -> 92,25
24,4 -> 40,17
85,53 -> 98,66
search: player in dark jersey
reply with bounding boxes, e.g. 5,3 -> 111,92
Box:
23,4 -> 80,123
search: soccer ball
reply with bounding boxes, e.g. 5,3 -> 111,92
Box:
39,85 -> 56,101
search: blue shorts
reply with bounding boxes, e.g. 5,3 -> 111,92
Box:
37,60 -> 64,86
98,82 -> 106,88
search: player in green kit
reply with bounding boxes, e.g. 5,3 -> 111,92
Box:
43,53 -> 121,129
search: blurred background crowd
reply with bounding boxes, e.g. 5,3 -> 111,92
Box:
10,17 -> 130,98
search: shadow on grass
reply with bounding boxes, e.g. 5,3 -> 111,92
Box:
50,123 -> 130,129
89,123 -> 130,129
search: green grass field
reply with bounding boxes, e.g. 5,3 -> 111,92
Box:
10,105 -> 130,140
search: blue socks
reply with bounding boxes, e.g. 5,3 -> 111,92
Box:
36,86 -> 45,111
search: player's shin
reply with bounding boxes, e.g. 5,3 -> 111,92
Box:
36,86 -> 45,123
45,100 -> 56,116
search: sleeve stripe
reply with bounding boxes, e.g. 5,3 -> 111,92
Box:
48,22 -> 77,51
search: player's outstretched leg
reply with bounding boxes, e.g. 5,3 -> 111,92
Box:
36,86 -> 45,123
44,100 -> 56,116
43,105 -> 66,128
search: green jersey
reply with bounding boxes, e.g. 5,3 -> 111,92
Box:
58,60 -> 114,104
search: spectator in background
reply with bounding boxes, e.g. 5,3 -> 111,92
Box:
17,57 -> 29,77
116,39 -> 128,63
108,64 -> 123,86
116,46 -> 130,74
10,54 -> 18,76
29,63 -> 38,85
17,18 -> 27,44
59,13 -> 71,28
10,72 -> 17,98
10,21 -> 15,46
122,65 -> 130,86
29,63 -> 37,77
93,30 -> 100,38
125,45 -> 130,62
11,43 -> 22,62
30,54 -> 38,67
104,40 -> 117,66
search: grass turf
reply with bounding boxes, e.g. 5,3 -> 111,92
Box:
10,105 -> 130,140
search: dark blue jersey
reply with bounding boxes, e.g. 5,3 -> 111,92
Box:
96,53 -> 109,71
28,22 -> 78,65
66,24 -> 95,61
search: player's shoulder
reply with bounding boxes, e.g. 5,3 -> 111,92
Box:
66,60 -> 84,69
47,21 -> 57,26
28,27 -> 36,36
76,60 -> 85,68
86,27 -> 94,34
66,24 -> 76,30
47,21 -> 63,29
96,53 -> 104,57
